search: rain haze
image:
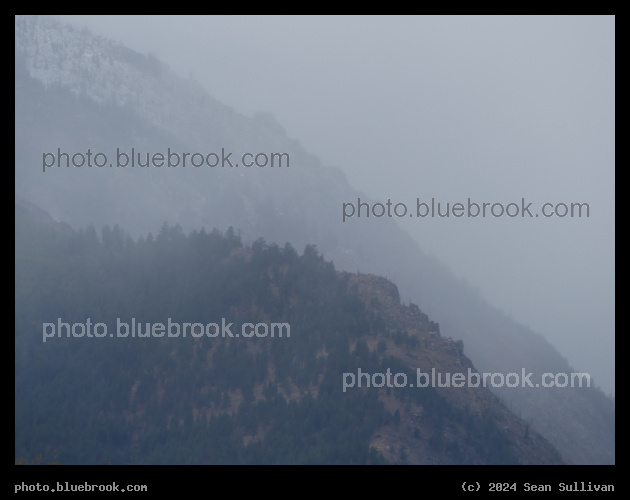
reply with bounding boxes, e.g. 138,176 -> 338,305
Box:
52,14 -> 614,397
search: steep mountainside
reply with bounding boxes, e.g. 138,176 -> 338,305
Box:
15,198 -> 564,464
14,15 -> 613,464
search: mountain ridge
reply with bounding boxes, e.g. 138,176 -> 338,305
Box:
14,15 -> 614,464
15,198 -> 565,464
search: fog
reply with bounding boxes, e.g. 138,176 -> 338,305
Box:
53,15 -> 614,396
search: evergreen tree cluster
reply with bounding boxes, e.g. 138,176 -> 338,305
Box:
15,213 -> 520,464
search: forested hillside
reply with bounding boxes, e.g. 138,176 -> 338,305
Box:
15,200 -> 563,464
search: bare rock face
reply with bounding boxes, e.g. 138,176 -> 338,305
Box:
344,271 -> 565,465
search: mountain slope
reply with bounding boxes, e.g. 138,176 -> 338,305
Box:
15,199 -> 564,464
14,15 -> 613,464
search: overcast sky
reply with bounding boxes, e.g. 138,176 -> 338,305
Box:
54,15 -> 615,395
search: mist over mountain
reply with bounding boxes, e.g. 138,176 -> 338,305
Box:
16,199 -> 567,464
15,15 -> 614,464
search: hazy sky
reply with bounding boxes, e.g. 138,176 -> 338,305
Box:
54,15 -> 615,395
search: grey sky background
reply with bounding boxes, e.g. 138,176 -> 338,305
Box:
53,15 -> 615,395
